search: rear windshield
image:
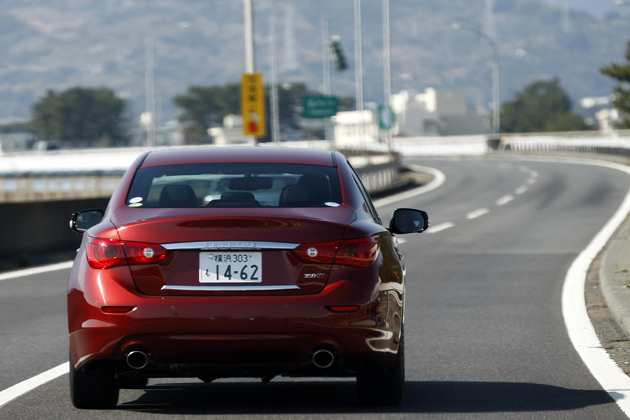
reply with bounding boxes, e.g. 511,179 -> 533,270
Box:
125,163 -> 343,208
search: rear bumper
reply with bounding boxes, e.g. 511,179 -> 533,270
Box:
68,278 -> 403,375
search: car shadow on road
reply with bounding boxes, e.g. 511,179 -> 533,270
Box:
117,380 -> 617,414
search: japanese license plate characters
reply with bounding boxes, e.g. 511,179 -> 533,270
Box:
199,252 -> 262,283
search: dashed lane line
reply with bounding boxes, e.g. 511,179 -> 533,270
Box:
425,222 -> 455,234
495,195 -> 515,206
466,208 -> 490,220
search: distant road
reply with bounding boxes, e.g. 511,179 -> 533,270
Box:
1,157 -> 629,418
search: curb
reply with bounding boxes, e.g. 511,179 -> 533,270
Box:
600,213 -> 630,337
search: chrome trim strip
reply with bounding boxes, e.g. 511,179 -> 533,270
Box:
161,241 -> 299,251
161,285 -> 301,292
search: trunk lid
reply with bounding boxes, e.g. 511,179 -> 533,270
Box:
111,206 -> 356,296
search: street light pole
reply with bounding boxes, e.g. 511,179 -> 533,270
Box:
243,0 -> 257,145
452,23 -> 500,135
354,0 -> 364,146
244,0 -> 255,74
382,0 -> 392,151
144,35 -> 155,147
144,22 -> 192,148
269,0 -> 293,146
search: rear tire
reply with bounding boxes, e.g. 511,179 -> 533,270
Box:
356,332 -> 405,406
69,350 -> 119,409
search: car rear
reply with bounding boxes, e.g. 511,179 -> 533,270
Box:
68,147 -> 406,408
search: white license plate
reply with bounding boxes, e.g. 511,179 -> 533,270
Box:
199,252 -> 262,283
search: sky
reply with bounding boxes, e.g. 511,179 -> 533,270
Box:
544,0 -> 630,17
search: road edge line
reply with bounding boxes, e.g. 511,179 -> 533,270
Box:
561,159 -> 630,416
372,165 -> 445,208
0,261 -> 73,282
0,363 -> 68,409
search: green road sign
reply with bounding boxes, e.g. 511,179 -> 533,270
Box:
302,96 -> 339,119
378,105 -> 395,130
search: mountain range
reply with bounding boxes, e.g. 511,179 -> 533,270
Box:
0,0 -> 628,127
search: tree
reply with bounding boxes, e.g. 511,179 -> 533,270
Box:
174,82 -> 353,142
31,87 -> 128,146
500,78 -> 590,133
173,83 -> 242,141
601,41 -> 630,129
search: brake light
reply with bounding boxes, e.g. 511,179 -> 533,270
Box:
335,237 -> 380,267
292,237 -> 380,267
86,238 -> 169,269
87,238 -> 126,269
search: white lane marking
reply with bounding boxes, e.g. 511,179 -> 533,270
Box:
372,165 -> 446,208
527,178 -> 536,185
561,159 -> 630,417
425,222 -> 455,234
466,208 -> 490,220
529,170 -> 539,178
0,261 -> 73,282
396,238 -> 407,245
0,363 -> 68,409
495,195 -> 514,206
515,186 -> 529,195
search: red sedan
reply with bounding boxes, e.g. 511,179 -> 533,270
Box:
68,147 -> 428,409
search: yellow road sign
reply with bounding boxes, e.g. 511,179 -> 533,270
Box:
241,73 -> 266,137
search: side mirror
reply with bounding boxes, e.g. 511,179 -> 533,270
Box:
389,208 -> 429,234
69,209 -> 104,234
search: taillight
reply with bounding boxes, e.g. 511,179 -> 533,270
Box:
292,237 -> 380,267
335,237 -> 380,267
86,238 -> 168,269
292,241 -> 339,264
87,238 -> 126,269
123,242 -> 169,265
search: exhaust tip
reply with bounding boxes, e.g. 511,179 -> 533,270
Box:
312,349 -> 335,369
126,350 -> 149,370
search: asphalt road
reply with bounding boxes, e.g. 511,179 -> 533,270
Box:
1,157 -> 629,419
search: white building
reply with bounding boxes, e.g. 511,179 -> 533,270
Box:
332,110 -> 380,147
207,115 -> 254,146
392,88 -> 490,137
595,108 -> 620,134
332,88 -> 491,146
0,133 -> 31,154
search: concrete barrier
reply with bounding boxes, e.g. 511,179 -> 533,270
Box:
0,197 -> 110,270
